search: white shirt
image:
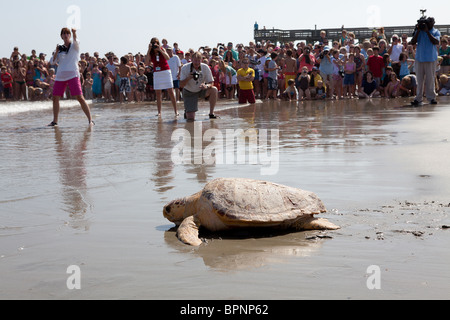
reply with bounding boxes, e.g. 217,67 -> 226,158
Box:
390,44 -> 403,62
168,55 -> 181,81
55,40 -> 80,81
180,62 -> 213,93
106,62 -> 117,74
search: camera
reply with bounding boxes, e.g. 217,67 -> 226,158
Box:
58,45 -> 69,53
192,71 -> 200,81
152,44 -> 159,50
418,17 -> 430,31
416,9 -> 431,31
319,50 -> 329,60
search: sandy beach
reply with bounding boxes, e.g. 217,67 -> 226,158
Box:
1,96 -> 449,300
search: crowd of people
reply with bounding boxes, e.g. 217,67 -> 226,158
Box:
1,27 -> 450,104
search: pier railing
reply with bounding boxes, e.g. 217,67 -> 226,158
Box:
254,25 -> 450,44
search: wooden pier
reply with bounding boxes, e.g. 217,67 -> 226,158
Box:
254,25 -> 450,44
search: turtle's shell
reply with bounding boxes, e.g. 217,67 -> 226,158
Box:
201,178 -> 327,223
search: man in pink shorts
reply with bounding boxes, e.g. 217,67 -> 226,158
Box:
48,28 -> 94,127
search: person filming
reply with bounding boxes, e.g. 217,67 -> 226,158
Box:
410,12 -> 441,106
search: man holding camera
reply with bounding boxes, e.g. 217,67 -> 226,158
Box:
179,52 -> 218,121
410,16 -> 441,106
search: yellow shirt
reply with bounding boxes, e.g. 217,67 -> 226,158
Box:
312,73 -> 326,89
237,67 -> 255,90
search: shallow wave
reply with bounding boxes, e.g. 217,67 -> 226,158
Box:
0,100 -> 92,116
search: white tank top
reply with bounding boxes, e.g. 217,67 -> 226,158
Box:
390,44 -> 403,62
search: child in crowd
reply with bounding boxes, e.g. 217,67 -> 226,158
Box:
379,66 -> 393,97
343,53 -> 356,98
438,75 -> 450,96
130,66 -> 138,102
309,67 -> 324,98
283,49 -> 297,89
12,60 -> 27,100
91,64 -> 102,99
32,79 -> 50,101
265,52 -> 279,100
398,52 -> 414,80
209,59 -> 221,92
297,66 -> 311,100
44,68 -> 56,99
282,79 -> 298,101
84,72 -> 94,100
118,56 -> 131,103
114,67 -> 121,101
385,72 -> 401,98
104,70 -> 114,102
315,81 -> 327,100
398,75 -> 417,97
358,71 -> 380,99
366,47 -> 384,85
1,66 -> 13,100
136,67 -> 148,102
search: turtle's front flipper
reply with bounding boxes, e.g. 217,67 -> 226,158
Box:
297,215 -> 341,231
177,216 -> 203,246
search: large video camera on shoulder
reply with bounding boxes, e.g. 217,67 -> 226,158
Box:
416,9 -> 432,31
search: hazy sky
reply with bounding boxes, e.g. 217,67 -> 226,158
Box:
1,0 -> 447,58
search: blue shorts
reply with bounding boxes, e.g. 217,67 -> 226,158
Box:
343,74 -> 355,85
119,77 -> 131,93
173,80 -> 180,89
268,77 -> 278,90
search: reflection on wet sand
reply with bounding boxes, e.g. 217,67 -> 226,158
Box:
164,228 -> 328,271
54,126 -> 93,230
152,97 -> 441,191
151,120 -> 178,193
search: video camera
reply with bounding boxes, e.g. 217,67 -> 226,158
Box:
416,9 -> 432,31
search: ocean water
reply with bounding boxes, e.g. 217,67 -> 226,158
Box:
1,97 -> 449,299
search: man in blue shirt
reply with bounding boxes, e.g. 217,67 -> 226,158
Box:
410,17 -> 441,106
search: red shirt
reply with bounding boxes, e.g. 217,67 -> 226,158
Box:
1,72 -> 13,88
151,53 -> 170,72
366,55 -> 384,78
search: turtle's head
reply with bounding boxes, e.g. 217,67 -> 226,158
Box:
163,192 -> 202,225
163,198 -> 187,225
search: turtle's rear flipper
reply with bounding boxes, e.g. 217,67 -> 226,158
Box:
177,216 -> 203,246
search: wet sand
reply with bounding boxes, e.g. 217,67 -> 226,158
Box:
1,96 -> 449,300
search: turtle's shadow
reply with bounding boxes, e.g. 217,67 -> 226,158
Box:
163,226 -> 330,271
165,226 -> 311,241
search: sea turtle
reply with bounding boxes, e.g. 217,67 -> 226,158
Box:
163,178 -> 340,246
